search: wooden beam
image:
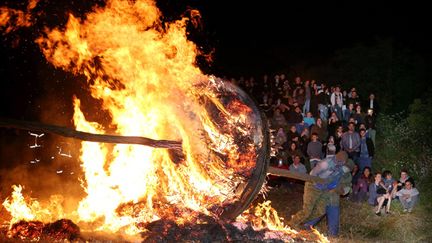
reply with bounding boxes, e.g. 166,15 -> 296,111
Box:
0,118 -> 182,150
267,166 -> 328,184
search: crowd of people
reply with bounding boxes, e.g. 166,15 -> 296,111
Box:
230,74 -> 420,214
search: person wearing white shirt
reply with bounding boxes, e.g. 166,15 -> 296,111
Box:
330,86 -> 343,119
395,181 -> 419,213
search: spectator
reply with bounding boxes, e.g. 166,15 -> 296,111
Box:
317,84 -> 330,121
352,105 -> 365,125
340,122 -> 361,161
352,167 -> 372,203
333,125 -> 344,153
369,172 -> 392,215
326,136 -> 337,157
307,133 -> 323,169
303,80 -> 311,114
303,112 -> 316,127
330,86 -> 343,120
289,155 -> 307,174
364,109 -> 376,145
395,180 -> 419,213
294,88 -> 306,110
358,128 -> 375,171
286,125 -> 300,144
377,171 -> 396,213
348,90 -> 361,106
271,108 -> 288,130
310,82 -> 320,117
274,127 -> 287,147
396,169 -> 415,191
351,163 -> 361,185
310,117 -> 327,142
343,103 -> 355,124
365,93 -> 379,115
328,112 -> 341,138
369,172 -> 383,205
285,142 -> 304,164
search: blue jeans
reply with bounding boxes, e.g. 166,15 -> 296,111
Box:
400,195 -> 419,210
303,99 -> 311,114
318,104 -> 328,121
332,105 -> 343,120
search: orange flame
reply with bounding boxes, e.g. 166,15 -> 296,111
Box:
2,0 -> 259,236
0,0 -> 38,33
240,200 -> 329,243
1,1 -> 328,241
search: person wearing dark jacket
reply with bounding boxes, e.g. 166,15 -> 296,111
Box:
364,93 -> 380,115
358,129 -> 374,171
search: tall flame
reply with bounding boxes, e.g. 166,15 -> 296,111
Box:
3,0 -> 261,235
1,1 -> 330,242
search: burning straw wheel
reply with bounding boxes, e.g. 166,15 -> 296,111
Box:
197,78 -> 270,221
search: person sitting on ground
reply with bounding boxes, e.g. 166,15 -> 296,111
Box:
351,164 -> 361,188
396,168 -> 415,192
382,170 -> 397,198
289,155 -> 307,174
352,167 -> 372,203
374,171 -> 395,215
368,172 -> 390,215
395,180 -> 419,213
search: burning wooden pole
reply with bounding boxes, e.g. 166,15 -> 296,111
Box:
0,118 -> 182,150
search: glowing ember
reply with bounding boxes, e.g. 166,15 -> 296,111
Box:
239,201 -> 329,243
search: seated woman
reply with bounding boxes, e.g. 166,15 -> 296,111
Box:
352,167 -> 372,203
368,172 -> 392,215
285,142 -> 304,165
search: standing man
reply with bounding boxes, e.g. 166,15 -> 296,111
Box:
289,151 -> 352,237
340,122 -> 361,162
330,86 -> 343,120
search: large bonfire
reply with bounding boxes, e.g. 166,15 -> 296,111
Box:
0,0 -> 328,242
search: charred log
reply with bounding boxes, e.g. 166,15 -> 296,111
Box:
0,117 -> 182,150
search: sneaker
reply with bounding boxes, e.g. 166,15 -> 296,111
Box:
375,211 -> 381,216
403,209 -> 408,213
408,208 -> 412,213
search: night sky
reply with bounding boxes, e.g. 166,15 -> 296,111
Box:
1,0 -> 431,119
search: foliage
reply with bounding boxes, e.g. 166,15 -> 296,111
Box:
374,112 -> 432,182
